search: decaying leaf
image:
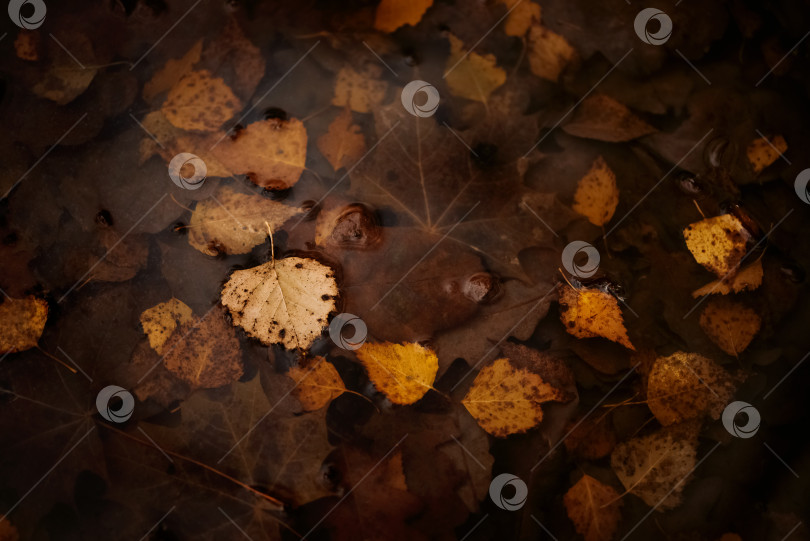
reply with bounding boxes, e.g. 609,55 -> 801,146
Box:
31,32 -> 97,105
220,257 -> 338,350
527,24 -> 576,82
501,0 -> 541,37
684,214 -> 751,278
356,342 -> 439,405
162,69 -> 241,132
288,356 -> 346,411
14,30 -> 39,61
699,298 -> 761,355
563,415 -> 616,459
332,64 -> 388,114
140,298 -> 193,355
563,94 -> 656,142
647,351 -> 736,426
317,109 -> 367,170
187,185 -> 302,256
747,134 -> 787,173
374,0 -> 434,32
611,422 -> 700,510
558,284 -> 634,350
564,474 -> 623,541
445,33 -> 506,103
143,40 -> 203,102
0,296 -> 48,354
691,258 -> 763,297
462,357 -> 566,437
86,230 -> 148,284
573,156 -> 619,226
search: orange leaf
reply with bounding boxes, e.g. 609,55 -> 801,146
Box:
374,0 -> 433,33
691,258 -> 763,298
317,109 -> 367,171
527,24 -> 576,82
289,357 -> 346,411
699,298 -> 761,355
356,342 -> 438,405
564,474 -> 623,541
683,214 -> 751,278
573,156 -> 619,226
558,284 -> 634,350
0,296 -> 48,354
563,94 -> 655,142
747,134 -> 787,173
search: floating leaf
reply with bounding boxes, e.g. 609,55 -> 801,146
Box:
317,108 -> 367,170
288,357 -> 346,411
356,342 -> 439,405
0,296 -> 48,354
140,298 -> 193,355
558,284 -> 634,350
699,298 -> 761,355
564,474 -> 623,541
563,94 -> 656,142
374,0 -> 434,32
143,40 -> 203,102
747,134 -> 787,173
573,156 -> 619,226
691,258 -> 763,297
445,33 -> 506,103
684,214 -> 751,278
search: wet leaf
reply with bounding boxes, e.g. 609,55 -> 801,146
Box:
445,33 -> 506,103
501,0 -> 541,37
143,40 -> 203,102
691,258 -> 763,297
288,356 -> 346,411
161,69 -> 241,132
356,341 -> 439,404
684,214 -> 751,278
86,230 -> 148,284
31,32 -> 97,105
14,30 -> 38,62
139,298 -> 193,355
699,297 -> 761,355
563,94 -> 656,142
0,296 -> 48,354
558,283 -> 634,350
332,64 -> 388,114
564,474 -> 623,541
317,108 -> 367,170
527,24 -> 577,82
563,415 -> 616,459
747,134 -> 787,173
374,0 -> 434,32
573,156 -> 619,226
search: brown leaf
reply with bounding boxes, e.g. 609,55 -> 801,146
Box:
699,298 -> 761,355
139,298 -> 193,355
527,24 -> 577,82
332,64 -> 388,114
445,33 -> 506,103
288,356 -> 346,411
564,474 -> 623,541
563,94 -> 656,142
0,296 -> 48,354
317,109 -> 367,171
161,69 -> 241,132
691,258 -> 763,297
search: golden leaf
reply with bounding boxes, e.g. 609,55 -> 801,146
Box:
462,357 -> 566,437
221,257 -> 338,350
0,297 -> 48,354
573,156 -> 619,226
289,357 -> 346,411
445,33 -> 506,103
143,40 -> 203,102
374,0 -> 433,33
187,185 -> 302,256
139,298 -> 193,355
332,65 -> 388,114
564,474 -> 623,541
683,214 -> 751,278
563,94 -> 656,142
699,298 -> 761,355
558,284 -> 634,350
747,134 -> 787,173
527,24 -> 576,82
356,342 -> 439,405
647,351 -> 736,425
317,109 -> 367,170
691,258 -> 763,298
162,69 -> 241,132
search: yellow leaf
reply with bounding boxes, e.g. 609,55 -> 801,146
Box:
683,214 -> 751,278
187,185 -> 302,256
143,40 -> 203,102
563,94 -> 656,142
317,109 -> 367,170
699,298 -> 761,355
0,296 -> 48,354
445,33 -> 506,103
289,357 -> 346,411
162,69 -> 241,132
332,64 -> 388,114
501,0 -> 541,37
356,342 -> 438,405
462,357 -> 566,437
221,257 -> 338,350
691,258 -> 763,298
558,284 -> 634,350
573,156 -> 619,226
374,0 -> 433,33
527,24 -> 576,82
747,134 -> 787,173
563,474 -> 623,541
139,298 -> 193,355
647,351 -> 736,426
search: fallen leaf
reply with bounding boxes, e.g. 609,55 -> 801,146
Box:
374,0 -> 434,32
699,298 -> 761,355
445,33 -> 506,103
14,30 -> 39,61
220,256 -> 338,350
684,214 -> 751,277
501,0 -> 541,37
86,230 -> 148,284
332,64 -> 388,114
143,40 -> 203,102
317,109 -> 367,170
647,351 -> 736,426
356,342 -> 439,405
162,69 -> 241,132
462,357 -> 567,437
187,185 -> 302,256
747,134 -> 787,173
288,356 -> 346,411
611,422 -> 700,510
31,32 -> 97,105
563,94 -> 656,142
563,415 -> 617,459
527,24 -> 577,82
139,298 -> 194,355
564,474 -> 623,541
0,296 -> 48,354
691,258 -> 763,297
573,156 -> 619,226
558,284 -> 634,350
